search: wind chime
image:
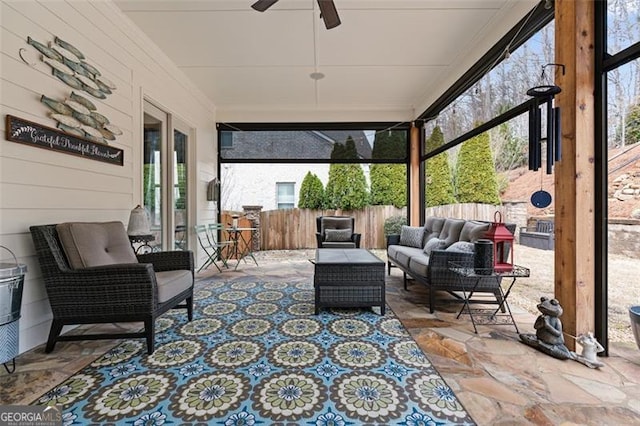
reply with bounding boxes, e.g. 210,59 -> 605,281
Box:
526,63 -> 564,208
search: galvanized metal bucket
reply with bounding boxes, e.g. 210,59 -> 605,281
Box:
0,245 -> 27,372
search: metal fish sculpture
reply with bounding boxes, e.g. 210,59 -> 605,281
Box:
82,85 -> 107,99
63,57 -> 92,79
70,92 -> 96,111
95,79 -> 112,95
103,123 -> 123,136
83,133 -> 108,144
99,127 -> 116,141
64,99 -> 91,115
51,113 -> 82,128
49,42 -> 81,63
57,123 -> 85,138
75,74 -> 100,90
53,69 -> 83,89
80,61 -> 101,77
42,57 -> 74,75
54,36 -> 85,60
81,125 -> 105,140
41,95 -> 73,115
96,75 -> 116,90
90,111 -> 109,126
72,111 -> 98,128
27,36 -> 63,62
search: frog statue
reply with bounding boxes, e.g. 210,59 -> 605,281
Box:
519,297 -> 576,360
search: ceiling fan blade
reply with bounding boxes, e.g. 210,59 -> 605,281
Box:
251,0 -> 279,12
317,0 -> 341,29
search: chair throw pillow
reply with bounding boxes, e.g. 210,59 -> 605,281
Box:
57,221 -> 138,269
423,238 -> 446,255
399,226 -> 424,248
325,228 -> 353,242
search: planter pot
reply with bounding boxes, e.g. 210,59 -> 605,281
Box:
630,306 -> 640,350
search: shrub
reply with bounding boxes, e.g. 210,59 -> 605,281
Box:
425,126 -> 456,207
384,215 -> 407,236
455,130 -> 501,205
370,164 -> 406,207
324,163 -> 369,209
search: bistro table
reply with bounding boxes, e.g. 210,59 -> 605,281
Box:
448,263 -> 530,333
225,227 -> 258,270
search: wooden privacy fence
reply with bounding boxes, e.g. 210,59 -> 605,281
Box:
225,203 -> 516,252
259,206 -> 406,250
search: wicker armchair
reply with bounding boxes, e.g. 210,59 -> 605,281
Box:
30,223 -> 194,355
315,216 -> 361,248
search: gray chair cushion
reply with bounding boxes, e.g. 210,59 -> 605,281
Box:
156,270 -> 193,303
459,221 -> 490,242
438,219 -> 466,248
321,217 -> 352,233
325,228 -> 352,242
57,221 -> 137,269
321,241 -> 357,249
408,254 -> 430,278
399,226 -> 424,248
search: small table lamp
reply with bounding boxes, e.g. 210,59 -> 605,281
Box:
127,205 -> 151,236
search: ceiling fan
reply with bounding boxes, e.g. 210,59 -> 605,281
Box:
251,0 -> 341,29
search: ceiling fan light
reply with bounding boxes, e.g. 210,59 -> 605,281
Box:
317,0 -> 341,29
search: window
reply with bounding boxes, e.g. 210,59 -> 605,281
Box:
276,182 -> 295,209
220,131 -> 233,150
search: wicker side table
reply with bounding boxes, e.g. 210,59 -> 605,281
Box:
313,249 -> 385,315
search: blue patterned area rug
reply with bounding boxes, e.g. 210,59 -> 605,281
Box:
34,274 -> 475,425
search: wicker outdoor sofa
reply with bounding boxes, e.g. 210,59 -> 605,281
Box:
386,217 -> 516,313
30,222 -> 194,355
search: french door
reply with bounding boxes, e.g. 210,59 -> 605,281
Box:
143,100 -> 191,251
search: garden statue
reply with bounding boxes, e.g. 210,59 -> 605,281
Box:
574,332 -> 605,368
519,297 -> 575,360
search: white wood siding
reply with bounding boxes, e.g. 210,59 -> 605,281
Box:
0,0 -> 217,353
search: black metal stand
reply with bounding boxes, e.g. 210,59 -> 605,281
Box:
128,234 -> 156,254
3,358 -> 16,374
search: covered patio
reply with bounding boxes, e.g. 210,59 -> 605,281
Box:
1,0 -> 639,424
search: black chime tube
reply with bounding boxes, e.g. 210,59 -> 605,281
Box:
528,99 -> 538,170
554,106 -> 562,161
546,98 -> 554,174
535,105 -> 542,170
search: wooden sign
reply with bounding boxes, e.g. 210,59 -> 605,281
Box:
5,115 -> 124,166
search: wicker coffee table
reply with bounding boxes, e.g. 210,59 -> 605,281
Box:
313,249 -> 385,315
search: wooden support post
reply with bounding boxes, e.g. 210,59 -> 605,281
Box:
554,0 -> 595,350
409,123 -> 421,226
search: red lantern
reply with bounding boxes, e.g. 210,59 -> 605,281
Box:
484,211 -> 514,272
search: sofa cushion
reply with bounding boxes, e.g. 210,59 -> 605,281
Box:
438,219 -> 466,248
388,245 -> 423,269
325,228 -> 352,242
408,255 -> 430,278
57,221 -> 137,269
446,241 -> 475,253
399,226 -> 424,248
459,221 -> 490,242
423,217 -> 446,246
321,241 -> 357,249
156,270 -> 192,303
423,238 -> 446,255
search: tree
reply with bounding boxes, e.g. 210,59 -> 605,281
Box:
298,172 -> 324,209
455,130 -> 501,204
624,103 -> 640,146
325,137 -> 369,209
370,131 -> 407,207
424,126 -> 456,207
370,164 -> 406,207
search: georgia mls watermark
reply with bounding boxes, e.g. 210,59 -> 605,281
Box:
0,405 -> 62,426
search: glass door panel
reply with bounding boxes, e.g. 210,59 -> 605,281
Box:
143,101 -> 168,250
174,128 -> 188,250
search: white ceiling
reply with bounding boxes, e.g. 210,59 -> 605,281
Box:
115,0 -> 538,122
